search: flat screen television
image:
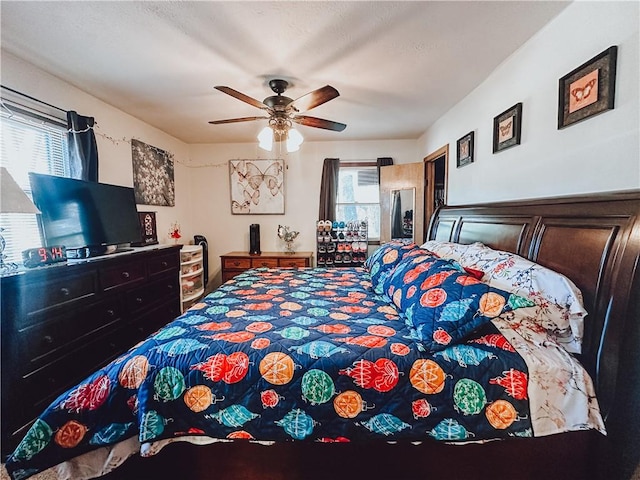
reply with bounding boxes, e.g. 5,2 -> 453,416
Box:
29,173 -> 142,256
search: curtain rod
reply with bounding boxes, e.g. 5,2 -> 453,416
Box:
1,85 -> 67,114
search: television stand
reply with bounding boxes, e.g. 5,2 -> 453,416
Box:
1,245 -> 182,455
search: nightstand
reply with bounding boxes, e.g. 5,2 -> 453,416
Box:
220,251 -> 313,283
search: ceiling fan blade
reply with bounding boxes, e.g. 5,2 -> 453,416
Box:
291,85 -> 339,112
214,86 -> 268,110
208,116 -> 268,125
293,115 -> 347,132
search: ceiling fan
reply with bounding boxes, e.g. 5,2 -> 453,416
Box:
208,79 -> 347,135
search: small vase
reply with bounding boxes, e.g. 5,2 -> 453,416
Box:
285,241 -> 295,254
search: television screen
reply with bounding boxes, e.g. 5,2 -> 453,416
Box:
29,173 -> 142,251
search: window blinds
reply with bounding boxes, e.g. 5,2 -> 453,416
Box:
1,102 -> 69,263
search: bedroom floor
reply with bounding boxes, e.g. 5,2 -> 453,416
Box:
1,432 -> 600,480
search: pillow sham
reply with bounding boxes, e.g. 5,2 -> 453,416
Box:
384,251 -> 532,352
423,241 -> 586,353
420,240 -> 477,263
363,241 -> 420,295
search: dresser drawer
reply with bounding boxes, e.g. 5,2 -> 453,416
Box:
222,272 -> 239,283
18,298 -> 123,372
21,271 -> 97,317
223,257 -> 251,270
252,258 -> 279,268
129,300 -> 182,342
21,326 -> 132,417
148,251 -> 180,277
278,258 -> 308,267
127,275 -> 179,313
101,260 -> 145,290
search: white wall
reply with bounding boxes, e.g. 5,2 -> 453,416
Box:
418,1 -> 640,205
187,139 -> 418,287
4,0 -> 638,287
1,51 -> 194,245
1,50 -> 420,287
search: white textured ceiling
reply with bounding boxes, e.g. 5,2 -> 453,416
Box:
1,1 -> 569,144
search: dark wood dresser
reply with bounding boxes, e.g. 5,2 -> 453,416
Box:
0,245 -> 181,457
220,251 -> 314,283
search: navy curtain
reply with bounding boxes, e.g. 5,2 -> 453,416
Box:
318,158 -> 340,222
67,111 -> 98,182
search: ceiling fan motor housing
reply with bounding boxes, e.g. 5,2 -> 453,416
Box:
263,95 -> 293,111
264,79 -> 293,111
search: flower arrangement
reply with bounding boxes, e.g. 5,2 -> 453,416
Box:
277,225 -> 299,253
168,222 -> 182,244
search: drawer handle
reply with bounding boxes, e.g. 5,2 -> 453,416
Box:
121,271 -> 130,279
167,284 -> 174,290
261,262 -> 268,267
161,261 -> 168,267
60,287 -> 70,297
106,309 -> 115,317
47,377 -> 57,385
43,335 -> 54,344
108,342 -> 117,349
136,297 -> 143,304
233,261 -> 240,266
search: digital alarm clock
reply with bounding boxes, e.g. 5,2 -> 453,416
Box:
22,246 -> 67,268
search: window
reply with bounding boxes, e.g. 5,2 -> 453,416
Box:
1,99 -> 70,264
336,162 -> 380,240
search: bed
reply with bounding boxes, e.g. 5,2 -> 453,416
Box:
5,190 -> 640,480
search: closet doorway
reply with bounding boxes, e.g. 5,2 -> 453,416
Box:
423,145 -> 448,239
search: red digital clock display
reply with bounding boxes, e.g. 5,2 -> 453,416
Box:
22,246 -> 67,268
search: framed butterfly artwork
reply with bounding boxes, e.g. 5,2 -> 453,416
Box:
229,159 -> 285,214
493,102 -> 522,153
456,131 -> 474,168
558,46 -> 617,129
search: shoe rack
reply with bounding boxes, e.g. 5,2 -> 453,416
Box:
316,220 -> 368,267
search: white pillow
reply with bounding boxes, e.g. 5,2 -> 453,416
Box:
421,240 -> 587,353
420,240 -> 477,263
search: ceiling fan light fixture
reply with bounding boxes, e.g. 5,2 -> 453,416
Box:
287,128 -> 303,152
258,126 -> 273,151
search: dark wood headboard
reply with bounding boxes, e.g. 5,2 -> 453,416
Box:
426,190 -> 640,424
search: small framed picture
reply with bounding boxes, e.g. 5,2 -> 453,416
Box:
493,103 -> 522,153
131,211 -> 158,246
456,131 -> 474,167
558,46 -> 617,129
